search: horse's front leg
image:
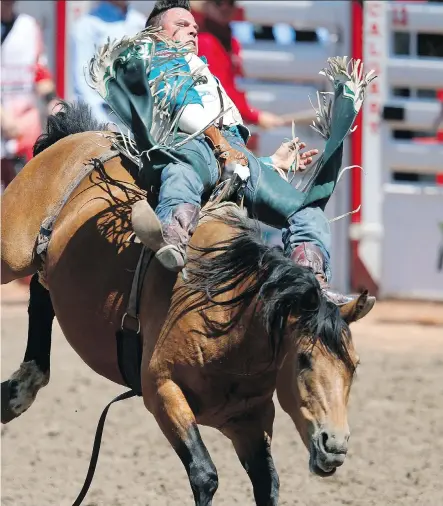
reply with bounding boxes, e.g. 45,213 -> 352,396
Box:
222,401 -> 279,506
144,379 -> 218,506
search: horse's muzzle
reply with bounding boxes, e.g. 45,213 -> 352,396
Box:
309,428 -> 349,477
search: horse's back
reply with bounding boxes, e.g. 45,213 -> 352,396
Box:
40,133 -> 149,382
1,131 -> 116,282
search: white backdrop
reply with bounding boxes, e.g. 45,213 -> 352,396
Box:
382,186 -> 443,300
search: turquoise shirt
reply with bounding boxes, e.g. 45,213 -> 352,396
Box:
149,43 -> 204,115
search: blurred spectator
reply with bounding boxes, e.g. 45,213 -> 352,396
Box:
1,0 -> 57,189
70,1 -> 145,125
192,0 -> 292,130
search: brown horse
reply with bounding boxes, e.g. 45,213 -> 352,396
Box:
1,104 -> 365,506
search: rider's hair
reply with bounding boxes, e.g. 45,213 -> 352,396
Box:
145,12 -> 165,29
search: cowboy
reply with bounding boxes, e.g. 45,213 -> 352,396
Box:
89,0 -> 376,318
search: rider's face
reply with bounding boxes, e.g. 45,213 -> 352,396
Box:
160,8 -> 199,53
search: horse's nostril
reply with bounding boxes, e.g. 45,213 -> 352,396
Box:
319,430 -> 348,455
321,431 -> 329,451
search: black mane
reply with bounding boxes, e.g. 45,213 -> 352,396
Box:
183,210 -> 354,370
33,101 -> 108,156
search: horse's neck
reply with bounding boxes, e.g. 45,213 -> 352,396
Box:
183,210 -> 285,374
225,299 -> 281,374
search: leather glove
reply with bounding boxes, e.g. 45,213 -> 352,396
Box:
204,125 -> 248,171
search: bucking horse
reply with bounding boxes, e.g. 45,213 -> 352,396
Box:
1,54 -> 371,506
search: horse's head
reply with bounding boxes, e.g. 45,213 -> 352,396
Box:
184,209 -> 363,476
276,292 -> 366,477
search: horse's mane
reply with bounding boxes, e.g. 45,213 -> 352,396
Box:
184,210 -> 354,370
33,101 -> 108,156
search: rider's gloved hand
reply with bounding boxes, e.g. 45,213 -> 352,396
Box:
204,125 -> 248,173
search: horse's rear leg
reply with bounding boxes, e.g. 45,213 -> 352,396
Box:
1,274 -> 54,424
145,379 -> 218,506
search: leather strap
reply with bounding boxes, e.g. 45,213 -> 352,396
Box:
71,390 -> 137,506
124,246 -> 153,323
117,245 -> 153,393
120,245 -> 154,332
204,125 -> 247,167
36,149 -> 120,287
36,149 -> 119,261
216,82 -> 224,130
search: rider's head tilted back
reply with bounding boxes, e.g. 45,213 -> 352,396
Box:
145,0 -> 199,53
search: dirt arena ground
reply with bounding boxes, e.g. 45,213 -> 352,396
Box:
1,280 -> 442,506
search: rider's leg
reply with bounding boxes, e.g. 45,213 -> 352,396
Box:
132,136 -> 220,271
150,162 -> 203,270
282,208 -> 375,318
223,132 -> 375,317
281,142 -> 375,314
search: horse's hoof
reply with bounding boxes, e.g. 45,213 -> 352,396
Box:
1,380 -> 20,424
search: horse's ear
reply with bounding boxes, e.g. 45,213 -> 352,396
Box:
339,290 -> 372,324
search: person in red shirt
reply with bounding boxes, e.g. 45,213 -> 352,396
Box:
435,89 -> 443,185
193,0 -> 291,130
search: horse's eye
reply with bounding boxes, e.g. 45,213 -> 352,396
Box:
298,352 -> 312,371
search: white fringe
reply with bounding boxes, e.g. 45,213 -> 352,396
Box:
271,57 -> 377,183
87,27 -> 231,156
310,56 -> 377,141
329,164 -> 365,223
329,204 -> 361,224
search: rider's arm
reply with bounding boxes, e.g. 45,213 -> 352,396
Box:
152,53 -> 222,135
178,104 -> 220,134
153,51 -> 248,167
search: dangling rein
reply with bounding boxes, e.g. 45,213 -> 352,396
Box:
71,390 -> 137,506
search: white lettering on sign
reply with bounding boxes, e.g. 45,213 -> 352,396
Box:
363,1 -> 387,137
360,0 -> 388,283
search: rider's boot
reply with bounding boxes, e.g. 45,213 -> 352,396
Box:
132,199 -> 199,272
290,242 -> 376,321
